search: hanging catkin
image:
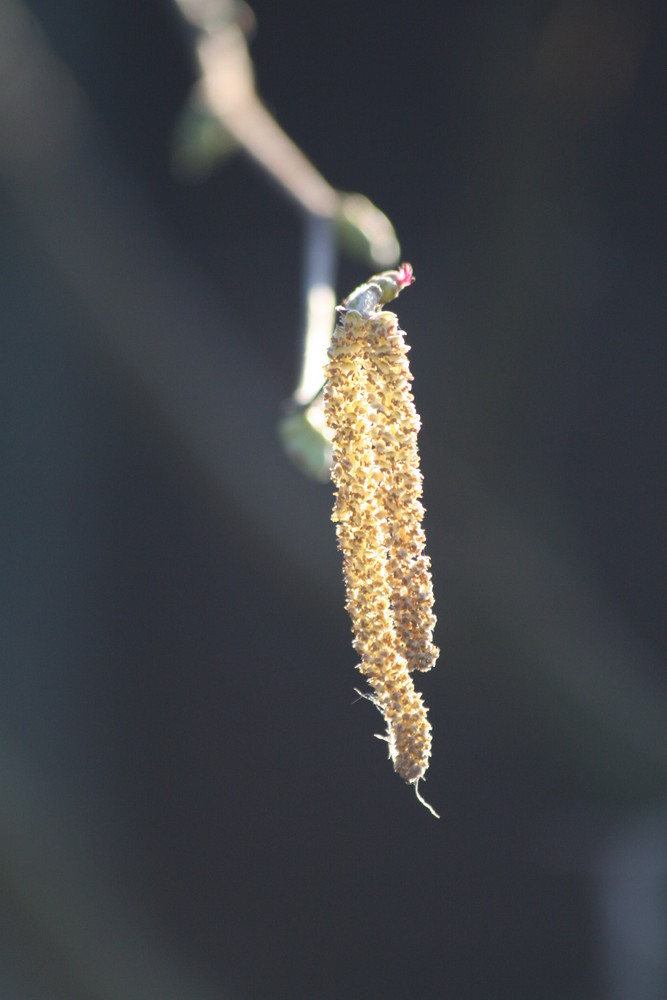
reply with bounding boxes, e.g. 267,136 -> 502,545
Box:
323,265 -> 439,812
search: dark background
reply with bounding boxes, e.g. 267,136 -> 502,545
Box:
1,1 -> 666,998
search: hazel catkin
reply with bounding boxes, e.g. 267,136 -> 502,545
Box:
323,266 -> 439,809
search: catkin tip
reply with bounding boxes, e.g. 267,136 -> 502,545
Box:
414,781 -> 440,818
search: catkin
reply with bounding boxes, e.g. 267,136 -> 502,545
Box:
363,313 -> 439,673
323,270 -> 438,794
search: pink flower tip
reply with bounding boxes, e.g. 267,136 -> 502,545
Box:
396,262 -> 415,289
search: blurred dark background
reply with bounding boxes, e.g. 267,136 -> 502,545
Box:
1,1 -> 666,998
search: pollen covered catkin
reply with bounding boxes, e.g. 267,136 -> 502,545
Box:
323,265 -> 439,802
363,312 -> 439,673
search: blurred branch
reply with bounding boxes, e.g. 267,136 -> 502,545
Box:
171,0 -> 400,266
0,0 -> 338,588
275,214 -> 336,483
171,0 -> 400,478
183,1 -> 338,217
